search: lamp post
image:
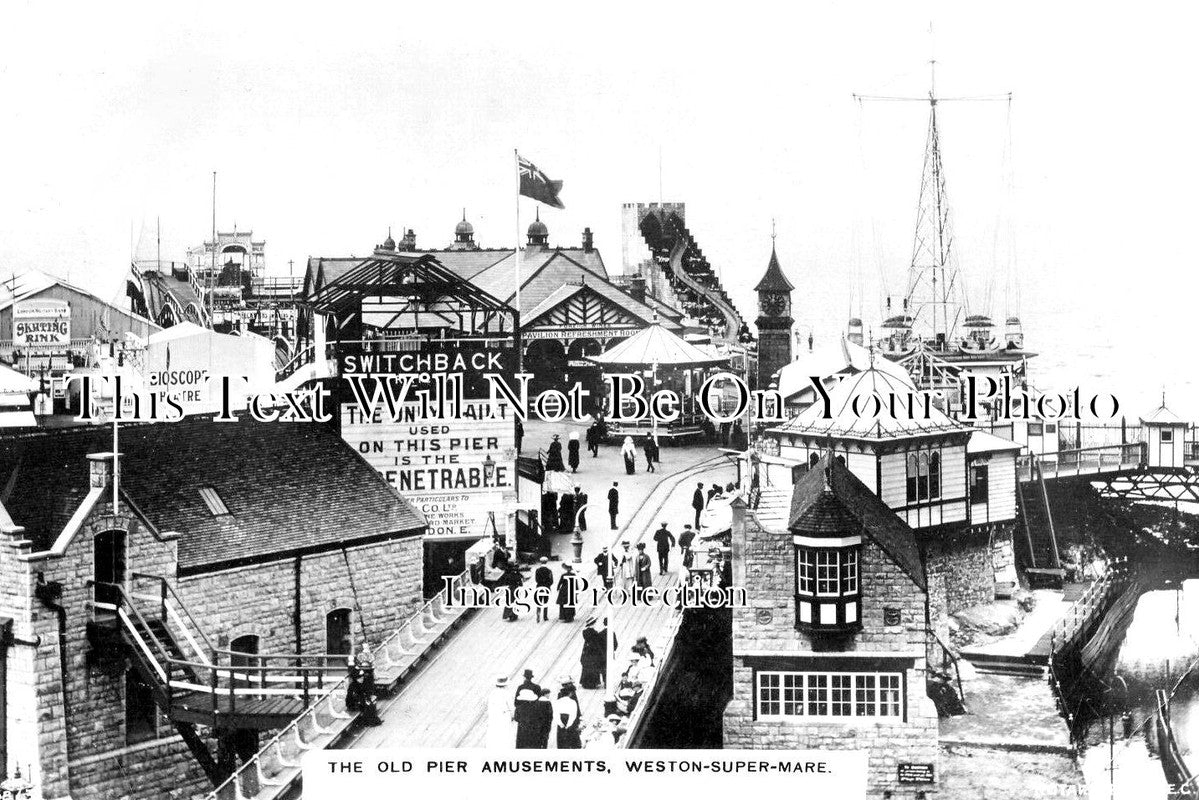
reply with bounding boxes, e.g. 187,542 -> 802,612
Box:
570,504 -> 587,564
0,765 -> 33,800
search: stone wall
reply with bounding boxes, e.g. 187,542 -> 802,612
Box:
923,522 -> 1015,616
725,511 -> 940,798
0,486 -> 423,800
179,535 -> 424,657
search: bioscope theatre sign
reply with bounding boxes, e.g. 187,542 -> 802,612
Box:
13,299 -> 70,348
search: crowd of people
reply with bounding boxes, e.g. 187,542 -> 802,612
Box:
487,632 -> 661,750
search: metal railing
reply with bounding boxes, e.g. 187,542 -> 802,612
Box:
206,570 -> 472,800
1017,443 -> 1145,482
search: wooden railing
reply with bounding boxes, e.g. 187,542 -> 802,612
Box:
1047,560 -> 1132,741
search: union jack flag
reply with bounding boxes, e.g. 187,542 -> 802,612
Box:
518,154 -> 565,209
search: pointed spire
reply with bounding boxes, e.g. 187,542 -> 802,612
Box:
755,224 -> 794,292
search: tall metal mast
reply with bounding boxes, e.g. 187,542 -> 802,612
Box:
855,65 -> 1009,352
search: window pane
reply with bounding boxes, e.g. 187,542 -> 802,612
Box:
841,550 -> 858,593
855,674 -> 877,716
783,674 -> 804,716
797,549 -> 814,595
830,674 -> 852,716
759,673 -> 780,717
880,675 -> 902,717
807,674 -> 828,716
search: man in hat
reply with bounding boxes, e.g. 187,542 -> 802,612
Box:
594,546 -> 611,589
608,482 -> 620,529
678,524 -> 696,572
515,669 -> 543,710
487,675 -> 514,748
692,481 -> 705,528
635,542 -> 653,589
498,561 -> 523,622
557,563 -> 578,622
534,557 -> 554,622
515,687 -> 554,748
652,522 -> 676,575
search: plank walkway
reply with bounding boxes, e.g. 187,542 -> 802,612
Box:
341,454 -> 735,750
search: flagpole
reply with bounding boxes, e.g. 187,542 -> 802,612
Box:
514,149 -> 522,320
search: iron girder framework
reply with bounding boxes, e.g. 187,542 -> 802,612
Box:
1094,470 -> 1199,504
904,99 -> 967,350
303,251 -> 520,396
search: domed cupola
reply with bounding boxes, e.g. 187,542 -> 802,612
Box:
527,208 -> 549,247
454,210 -> 475,245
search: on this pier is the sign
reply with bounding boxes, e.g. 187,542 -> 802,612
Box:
340,400 -> 516,540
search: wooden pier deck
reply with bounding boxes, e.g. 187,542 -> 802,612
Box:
340,456 -> 735,750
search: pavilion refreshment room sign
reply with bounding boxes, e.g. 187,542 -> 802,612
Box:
340,400 -> 516,540
13,299 -> 70,348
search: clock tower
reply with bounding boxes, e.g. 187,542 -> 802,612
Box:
754,233 -> 795,389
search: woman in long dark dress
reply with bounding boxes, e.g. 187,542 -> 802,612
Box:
555,683 -> 583,749
567,432 -> 581,472
545,435 -> 565,471
558,491 -> 575,535
579,620 -> 605,689
556,567 -> 577,622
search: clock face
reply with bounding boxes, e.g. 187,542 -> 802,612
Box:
760,293 -> 788,316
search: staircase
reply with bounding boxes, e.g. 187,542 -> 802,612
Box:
1017,463 -> 1065,588
92,572 -> 352,788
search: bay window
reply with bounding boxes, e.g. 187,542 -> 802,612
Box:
794,537 -> 861,632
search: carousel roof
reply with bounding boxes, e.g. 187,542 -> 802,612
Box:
587,319 -> 728,368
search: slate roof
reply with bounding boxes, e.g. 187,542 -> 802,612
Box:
754,246 -> 794,292
788,455 -> 926,590
0,418 -> 425,571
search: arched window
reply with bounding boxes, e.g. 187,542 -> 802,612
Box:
809,453 -> 820,468
917,454 -> 930,501
326,608 -> 353,656
929,452 -> 941,499
906,455 -> 919,503
230,634 -> 260,689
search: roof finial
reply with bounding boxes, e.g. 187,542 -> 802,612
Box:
462,208 -> 466,222
868,328 -> 876,367
771,218 -> 776,244
536,207 -> 540,222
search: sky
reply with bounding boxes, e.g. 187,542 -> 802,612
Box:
2,1 -> 1197,413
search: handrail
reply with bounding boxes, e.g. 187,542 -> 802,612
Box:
205,568 -> 473,800
131,572 -> 217,658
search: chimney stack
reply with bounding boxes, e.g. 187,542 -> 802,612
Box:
88,453 -> 116,489
628,275 -> 646,304
582,227 -> 594,252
